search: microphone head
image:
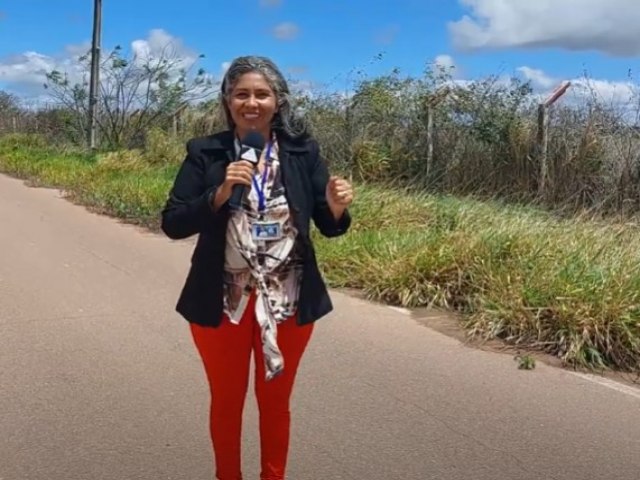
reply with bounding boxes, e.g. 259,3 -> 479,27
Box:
241,131 -> 266,150
238,131 -> 266,164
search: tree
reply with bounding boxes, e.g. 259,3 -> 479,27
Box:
0,90 -> 21,133
0,90 -> 19,113
44,43 -> 214,149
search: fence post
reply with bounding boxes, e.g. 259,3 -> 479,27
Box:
537,81 -> 571,197
425,86 -> 450,180
170,102 -> 188,138
537,103 -> 549,196
426,104 -> 434,178
171,114 -> 178,137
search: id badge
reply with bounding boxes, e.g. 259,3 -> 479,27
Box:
251,221 -> 282,242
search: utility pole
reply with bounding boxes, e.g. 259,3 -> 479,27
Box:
88,0 -> 102,150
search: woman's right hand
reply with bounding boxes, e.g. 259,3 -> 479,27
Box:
211,161 -> 255,210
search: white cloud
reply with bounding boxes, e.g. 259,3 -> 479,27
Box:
64,42 -> 91,58
516,66 -> 555,90
130,28 -> 198,71
434,54 -> 456,72
517,65 -> 638,107
564,78 -> 637,108
0,52 -> 54,85
289,79 -> 315,96
428,54 -> 464,81
450,0 -> 640,56
430,60 -> 638,114
0,50 -> 86,98
0,30 -> 205,100
272,22 -> 299,41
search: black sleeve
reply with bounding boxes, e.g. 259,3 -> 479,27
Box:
160,140 -> 226,240
308,140 -> 351,238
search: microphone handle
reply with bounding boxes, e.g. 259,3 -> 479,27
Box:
228,142 -> 263,210
229,183 -> 245,210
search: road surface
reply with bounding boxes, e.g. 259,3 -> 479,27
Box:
1,172 -> 639,480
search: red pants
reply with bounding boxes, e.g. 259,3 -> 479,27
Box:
190,293 -> 314,480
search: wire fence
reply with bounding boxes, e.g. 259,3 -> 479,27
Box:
3,73 -> 640,217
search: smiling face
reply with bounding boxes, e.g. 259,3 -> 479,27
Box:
226,72 -> 278,140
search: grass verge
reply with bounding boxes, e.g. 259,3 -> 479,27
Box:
1,134 -> 639,374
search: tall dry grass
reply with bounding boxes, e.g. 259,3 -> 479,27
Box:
3,65 -> 640,373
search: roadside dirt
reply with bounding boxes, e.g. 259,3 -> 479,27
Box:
338,287 -> 640,388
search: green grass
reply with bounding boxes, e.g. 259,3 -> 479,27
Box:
2,134 -> 639,373
316,187 -> 640,371
0,135 -> 176,229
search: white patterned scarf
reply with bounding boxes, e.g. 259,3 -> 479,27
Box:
222,136 -> 304,381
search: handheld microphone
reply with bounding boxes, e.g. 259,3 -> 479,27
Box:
229,131 -> 266,210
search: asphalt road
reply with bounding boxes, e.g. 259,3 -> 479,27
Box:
1,172 -> 639,480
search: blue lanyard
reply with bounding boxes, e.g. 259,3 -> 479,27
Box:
252,142 -> 273,213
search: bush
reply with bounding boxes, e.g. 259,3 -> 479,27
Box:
0,133 -> 50,151
2,135 -> 640,373
96,149 -> 149,172
143,128 -> 185,166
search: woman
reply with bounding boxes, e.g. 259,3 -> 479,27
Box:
160,55 -> 353,480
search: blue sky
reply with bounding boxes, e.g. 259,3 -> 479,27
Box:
1,0 -> 640,101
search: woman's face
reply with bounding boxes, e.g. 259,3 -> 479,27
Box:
227,71 -> 278,137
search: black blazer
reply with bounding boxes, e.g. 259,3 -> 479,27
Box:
160,129 -> 351,328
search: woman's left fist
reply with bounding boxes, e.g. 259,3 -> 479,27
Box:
326,175 -> 354,208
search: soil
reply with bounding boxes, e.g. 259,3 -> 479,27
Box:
337,287 -> 640,388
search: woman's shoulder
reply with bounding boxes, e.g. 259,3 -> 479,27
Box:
276,130 -> 319,155
185,130 -> 234,154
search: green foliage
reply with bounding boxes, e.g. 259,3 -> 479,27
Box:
351,140 -> 391,182
4,59 -> 640,373
313,184 -> 640,373
515,354 -> 536,370
455,76 -> 534,146
42,44 -> 214,149
7,57 -> 640,215
0,91 -> 20,114
2,141 -> 640,373
0,133 -> 50,151
142,128 -> 184,166
95,149 -> 148,172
